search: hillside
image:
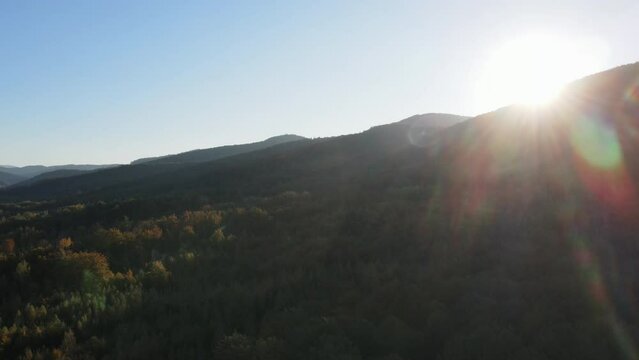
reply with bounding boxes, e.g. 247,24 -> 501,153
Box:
0,64 -> 638,359
131,134 -> 307,165
0,164 -> 119,179
9,169 -> 91,188
0,115 -> 466,201
0,171 -> 25,188
0,135 -> 316,201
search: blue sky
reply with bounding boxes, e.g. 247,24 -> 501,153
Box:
1,0 -> 638,166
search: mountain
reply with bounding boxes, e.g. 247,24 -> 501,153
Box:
9,169 -> 91,188
0,164 -> 119,179
131,134 -> 307,165
0,115 -> 466,201
0,171 -> 25,188
0,136 -> 306,196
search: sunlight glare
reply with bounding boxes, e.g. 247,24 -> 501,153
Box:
474,32 -> 609,113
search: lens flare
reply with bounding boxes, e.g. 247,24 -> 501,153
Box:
625,78 -> 639,104
570,116 -> 622,170
568,227 -> 639,360
569,113 -> 638,220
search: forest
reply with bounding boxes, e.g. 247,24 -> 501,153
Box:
0,187 -> 628,360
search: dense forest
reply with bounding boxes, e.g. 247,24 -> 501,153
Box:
1,63 -> 639,359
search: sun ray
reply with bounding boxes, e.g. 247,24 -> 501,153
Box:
474,32 -> 609,114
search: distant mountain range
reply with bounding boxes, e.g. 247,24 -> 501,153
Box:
0,115 -> 467,199
2,62 -> 638,202
1,116 -> 469,192
10,169 -> 91,188
0,165 -> 120,188
0,171 -> 26,188
0,164 -> 118,179
0,134 -> 309,192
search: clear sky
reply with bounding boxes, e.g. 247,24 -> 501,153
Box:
1,0 -> 638,166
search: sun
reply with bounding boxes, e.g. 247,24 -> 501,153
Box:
474,32 -> 608,113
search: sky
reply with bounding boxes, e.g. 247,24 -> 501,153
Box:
1,0 -> 638,166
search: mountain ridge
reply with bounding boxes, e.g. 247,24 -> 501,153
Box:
0,164 -> 119,179
0,171 -> 26,188
131,134 -> 307,165
0,113 -> 470,201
